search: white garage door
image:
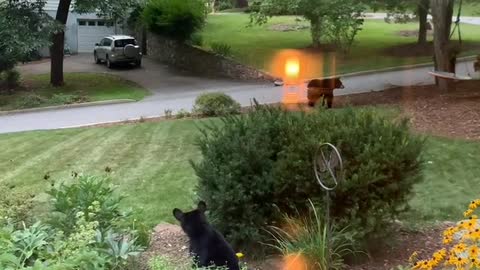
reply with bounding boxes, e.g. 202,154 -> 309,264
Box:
77,20 -> 116,53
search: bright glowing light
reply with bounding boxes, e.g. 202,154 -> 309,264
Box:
285,58 -> 300,79
282,253 -> 308,270
283,92 -> 300,104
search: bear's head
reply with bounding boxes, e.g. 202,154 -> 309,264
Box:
334,78 -> 344,89
173,201 -> 209,237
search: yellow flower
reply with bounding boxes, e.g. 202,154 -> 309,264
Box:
453,243 -> 467,254
446,255 -> 468,269
469,246 -> 479,258
432,248 -> 447,264
465,209 -> 474,217
413,260 -> 431,270
471,229 -> 480,241
472,257 -> 480,268
236,252 -> 244,259
464,219 -> 477,231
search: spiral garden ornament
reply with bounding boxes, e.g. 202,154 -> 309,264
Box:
314,142 -> 343,191
313,142 -> 344,268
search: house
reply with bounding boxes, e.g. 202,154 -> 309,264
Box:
41,0 -> 125,55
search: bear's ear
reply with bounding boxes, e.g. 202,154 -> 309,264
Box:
197,201 -> 207,213
173,208 -> 184,221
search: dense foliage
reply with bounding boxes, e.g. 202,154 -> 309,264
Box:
193,105 -> 424,249
0,175 -> 148,270
249,0 -> 365,49
142,0 -> 207,41
0,0 -> 54,75
193,92 -> 241,117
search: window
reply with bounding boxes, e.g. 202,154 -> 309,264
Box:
88,21 -> 96,26
114,39 -> 136,47
97,20 -> 105,26
106,21 -> 113,27
104,39 -> 112,46
78,20 -> 86,26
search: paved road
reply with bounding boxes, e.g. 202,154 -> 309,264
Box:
2,53 -> 476,134
364,13 -> 480,26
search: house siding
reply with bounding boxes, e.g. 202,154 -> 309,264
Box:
41,0 -> 126,56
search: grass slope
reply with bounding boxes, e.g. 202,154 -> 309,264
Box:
201,15 -> 480,76
0,73 -> 149,111
0,118 -> 479,227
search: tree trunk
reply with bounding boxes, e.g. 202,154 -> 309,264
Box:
430,0 -> 455,91
142,27 -> 147,55
417,0 -> 430,44
310,18 -> 322,48
50,0 -> 72,87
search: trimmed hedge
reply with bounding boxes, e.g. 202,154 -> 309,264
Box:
193,92 -> 241,117
142,0 -> 206,42
193,105 -> 424,248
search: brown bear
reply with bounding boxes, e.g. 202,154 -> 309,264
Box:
307,77 -> 344,108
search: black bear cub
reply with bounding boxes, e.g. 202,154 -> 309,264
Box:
173,201 -> 240,270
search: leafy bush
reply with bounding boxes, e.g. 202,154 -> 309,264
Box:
269,201 -> 359,270
247,0 -> 296,15
50,93 -> 89,105
0,185 -> 34,227
47,175 -> 124,235
1,69 -> 21,89
19,49 -> 42,63
142,0 -> 206,42
193,105 -> 424,249
187,33 -> 204,47
210,42 -> 232,57
176,109 -> 192,119
15,94 -> 46,108
217,0 -> 233,11
0,174 -> 146,270
193,92 -> 241,117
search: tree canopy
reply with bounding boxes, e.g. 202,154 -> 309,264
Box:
249,0 -> 366,50
0,0 -> 56,73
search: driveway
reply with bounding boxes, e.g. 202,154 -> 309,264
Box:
19,54 -> 267,101
2,53 -> 477,134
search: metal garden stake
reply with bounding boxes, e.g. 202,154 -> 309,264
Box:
313,143 -> 344,268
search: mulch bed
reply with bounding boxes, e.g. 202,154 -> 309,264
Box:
143,222 -> 452,270
334,80 -> 480,140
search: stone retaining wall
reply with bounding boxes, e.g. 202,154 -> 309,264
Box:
147,34 -> 276,82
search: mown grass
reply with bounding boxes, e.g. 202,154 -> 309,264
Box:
0,115 -> 479,228
200,14 -> 480,76
0,73 -> 149,111
402,136 -> 480,225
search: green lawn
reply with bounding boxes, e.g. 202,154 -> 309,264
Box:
1,117 -> 479,228
462,2 -> 480,16
0,73 -> 149,111
200,14 -> 480,76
